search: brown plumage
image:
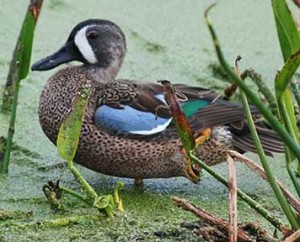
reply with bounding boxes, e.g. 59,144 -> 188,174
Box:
32,19 -> 283,183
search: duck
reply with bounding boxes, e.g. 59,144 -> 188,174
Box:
31,19 -> 283,184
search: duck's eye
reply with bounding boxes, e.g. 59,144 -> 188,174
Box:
87,31 -> 99,40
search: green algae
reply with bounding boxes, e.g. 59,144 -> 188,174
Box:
130,31 -> 167,54
48,0 -> 67,10
0,0 -> 299,241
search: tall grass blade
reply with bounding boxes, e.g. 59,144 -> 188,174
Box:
271,0 -> 300,62
204,4 -> 300,163
272,0 -> 300,180
2,0 -> 43,111
0,0 -> 43,174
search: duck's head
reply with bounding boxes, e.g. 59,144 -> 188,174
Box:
31,19 -> 126,72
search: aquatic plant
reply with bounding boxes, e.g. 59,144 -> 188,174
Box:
0,0 -> 43,174
54,82 -> 124,217
170,0 -> 300,240
181,0 -> 300,239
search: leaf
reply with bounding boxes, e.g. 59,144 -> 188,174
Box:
159,80 -> 195,153
93,195 -> 112,209
275,50 -> 300,147
2,0 -> 43,112
57,84 -> 92,161
0,0 -> 43,173
114,181 -> 124,212
275,49 -> 300,98
275,50 -> 300,144
272,0 -> 300,62
17,0 -> 43,79
272,0 -> 300,161
94,195 -> 115,218
282,90 -> 298,135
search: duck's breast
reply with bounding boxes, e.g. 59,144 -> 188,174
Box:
38,66 -> 88,143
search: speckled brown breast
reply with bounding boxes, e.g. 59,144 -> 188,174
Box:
38,66 -> 232,180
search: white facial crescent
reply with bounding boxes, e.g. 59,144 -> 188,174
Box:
74,26 -> 98,64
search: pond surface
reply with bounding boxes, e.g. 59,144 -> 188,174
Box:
0,0 -> 298,241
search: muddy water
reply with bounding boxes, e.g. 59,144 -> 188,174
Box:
0,0 -> 296,241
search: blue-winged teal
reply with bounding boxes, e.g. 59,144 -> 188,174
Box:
31,19 -> 283,183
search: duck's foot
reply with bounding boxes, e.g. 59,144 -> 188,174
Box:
42,180 -> 64,211
63,159 -> 124,217
195,128 -> 211,148
134,177 -> 144,186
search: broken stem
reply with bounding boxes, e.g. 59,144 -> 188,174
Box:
283,228 -> 300,242
228,150 -> 300,215
189,152 -> 286,232
173,196 -> 253,241
227,154 -> 238,242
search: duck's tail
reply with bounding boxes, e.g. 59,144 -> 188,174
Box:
229,121 -> 284,156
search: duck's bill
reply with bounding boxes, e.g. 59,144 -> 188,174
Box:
31,42 -> 77,71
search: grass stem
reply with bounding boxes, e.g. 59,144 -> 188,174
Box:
205,5 -> 300,169
239,86 -> 300,230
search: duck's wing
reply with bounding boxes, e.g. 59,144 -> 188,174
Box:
94,80 -> 219,136
94,80 -> 172,136
185,97 -> 284,154
188,100 -> 260,130
93,80 -> 264,138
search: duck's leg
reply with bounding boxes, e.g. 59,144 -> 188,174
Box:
195,128 -> 212,147
134,177 -> 144,186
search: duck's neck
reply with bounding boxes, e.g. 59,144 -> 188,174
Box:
85,60 -> 122,83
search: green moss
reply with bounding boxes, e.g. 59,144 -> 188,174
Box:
0,0 -> 296,241
145,42 -> 166,53
130,31 -> 166,54
48,0 -> 67,10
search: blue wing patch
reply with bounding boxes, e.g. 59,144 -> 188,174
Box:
94,105 -> 172,135
94,94 -> 172,135
94,93 -> 211,136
